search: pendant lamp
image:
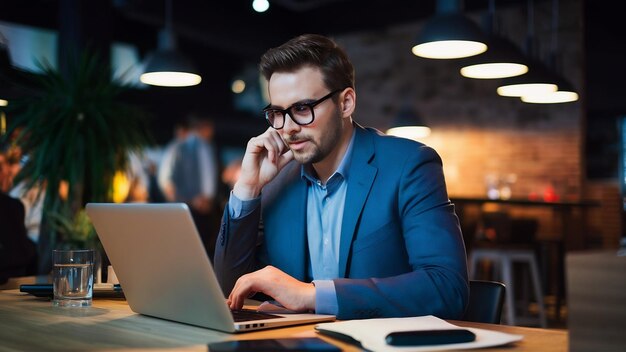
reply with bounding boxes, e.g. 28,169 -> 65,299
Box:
386,105 -> 431,141
521,0 -> 578,104
521,90 -> 578,103
461,36 -> 529,79
521,79 -> 578,103
497,61 -> 558,97
140,0 -> 202,87
497,0 -> 558,97
412,0 -> 487,59
460,0 -> 529,79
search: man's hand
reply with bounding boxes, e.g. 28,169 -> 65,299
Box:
233,128 -> 294,200
227,266 -> 315,312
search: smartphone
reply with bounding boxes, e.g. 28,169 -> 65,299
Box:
208,337 -> 341,352
385,329 -> 476,346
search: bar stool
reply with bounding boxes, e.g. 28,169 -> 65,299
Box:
469,247 -> 547,327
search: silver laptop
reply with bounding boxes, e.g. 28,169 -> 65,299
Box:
85,203 -> 334,333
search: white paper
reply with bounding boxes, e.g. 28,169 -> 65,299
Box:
315,315 -> 523,351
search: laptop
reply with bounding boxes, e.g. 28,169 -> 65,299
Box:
85,203 -> 335,333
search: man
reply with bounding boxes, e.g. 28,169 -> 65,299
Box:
214,34 -> 468,320
159,115 -> 221,260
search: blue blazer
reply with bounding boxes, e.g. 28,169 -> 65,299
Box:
215,125 -> 468,320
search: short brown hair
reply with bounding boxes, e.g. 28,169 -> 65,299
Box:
259,34 -> 355,92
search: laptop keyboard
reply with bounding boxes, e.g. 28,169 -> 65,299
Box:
231,309 -> 283,322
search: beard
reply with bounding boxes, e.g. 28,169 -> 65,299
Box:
285,107 -> 343,165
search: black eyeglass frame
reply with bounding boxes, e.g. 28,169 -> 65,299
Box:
263,89 -> 343,130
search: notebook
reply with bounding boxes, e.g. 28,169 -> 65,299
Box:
85,202 -> 335,333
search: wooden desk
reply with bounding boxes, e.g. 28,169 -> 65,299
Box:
0,289 -> 567,351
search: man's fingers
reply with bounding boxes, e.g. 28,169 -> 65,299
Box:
262,138 -> 279,163
266,131 -> 290,164
278,150 -> 294,169
270,131 -> 287,157
228,274 -> 258,310
229,289 -> 243,309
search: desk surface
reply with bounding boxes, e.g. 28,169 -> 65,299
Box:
0,289 -> 567,352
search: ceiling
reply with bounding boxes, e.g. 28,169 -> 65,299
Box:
1,0 -> 625,149
0,0 -> 534,142
0,1 -> 522,58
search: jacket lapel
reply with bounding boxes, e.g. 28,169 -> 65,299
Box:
338,127 -> 377,277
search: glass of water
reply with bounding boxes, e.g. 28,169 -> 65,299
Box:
52,249 -> 94,307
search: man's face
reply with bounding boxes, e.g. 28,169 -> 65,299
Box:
268,66 -> 343,165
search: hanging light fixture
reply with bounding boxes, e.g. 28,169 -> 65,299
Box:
386,105 -> 431,140
497,0 -> 558,97
460,0 -> 529,79
460,37 -> 529,79
412,0 -> 487,59
140,0 -> 202,87
521,83 -> 578,103
497,61 -> 558,97
521,0 -> 578,104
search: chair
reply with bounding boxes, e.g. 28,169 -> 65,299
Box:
469,248 -> 547,327
461,280 -> 506,324
468,213 -> 548,327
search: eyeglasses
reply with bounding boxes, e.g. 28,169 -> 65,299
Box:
263,89 -> 342,129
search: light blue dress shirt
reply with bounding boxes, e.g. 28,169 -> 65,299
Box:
302,131 -> 355,314
228,130 -> 355,315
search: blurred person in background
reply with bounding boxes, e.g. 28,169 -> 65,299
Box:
158,114 -> 220,261
3,142 -> 44,246
158,120 -> 190,198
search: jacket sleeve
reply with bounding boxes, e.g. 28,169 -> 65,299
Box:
333,146 -> 469,320
213,200 -> 264,296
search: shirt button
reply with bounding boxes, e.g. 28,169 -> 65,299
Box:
324,238 -> 329,245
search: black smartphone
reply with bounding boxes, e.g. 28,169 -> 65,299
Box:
385,329 -> 476,346
208,337 -> 341,352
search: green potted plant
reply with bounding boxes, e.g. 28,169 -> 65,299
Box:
2,51 -> 152,274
